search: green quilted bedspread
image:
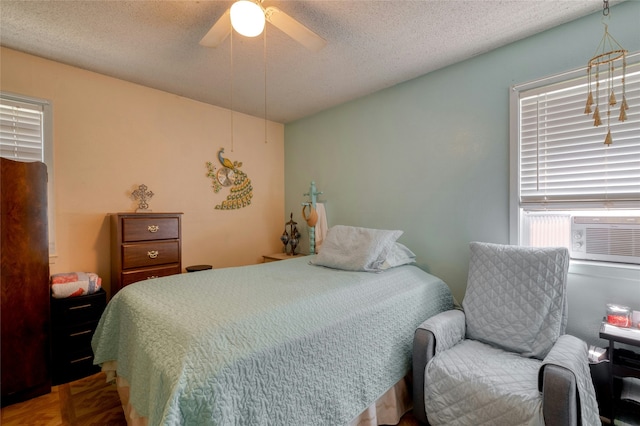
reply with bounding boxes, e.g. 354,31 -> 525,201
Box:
92,257 -> 453,425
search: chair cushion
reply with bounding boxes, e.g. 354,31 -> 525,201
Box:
424,339 -> 544,426
462,242 -> 569,359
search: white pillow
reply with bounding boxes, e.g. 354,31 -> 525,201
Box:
380,243 -> 416,270
311,225 -> 403,272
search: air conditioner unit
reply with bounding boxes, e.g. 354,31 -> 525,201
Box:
570,216 -> 640,265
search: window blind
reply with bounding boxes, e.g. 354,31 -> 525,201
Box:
0,93 -> 56,257
518,64 -> 640,208
0,97 -> 45,162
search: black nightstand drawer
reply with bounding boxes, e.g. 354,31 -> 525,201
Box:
51,290 -> 106,385
64,347 -> 96,366
51,290 -> 107,324
55,321 -> 99,352
52,347 -> 100,385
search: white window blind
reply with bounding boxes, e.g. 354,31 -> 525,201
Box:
1,92 -> 56,258
518,63 -> 640,209
0,97 -> 45,162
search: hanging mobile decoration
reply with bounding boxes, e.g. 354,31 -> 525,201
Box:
205,148 -> 253,210
584,0 -> 628,145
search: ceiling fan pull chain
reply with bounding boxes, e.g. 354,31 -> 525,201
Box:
230,29 -> 234,153
264,24 -> 268,144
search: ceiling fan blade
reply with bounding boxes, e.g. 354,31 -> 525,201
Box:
265,6 -> 326,52
199,8 -> 231,48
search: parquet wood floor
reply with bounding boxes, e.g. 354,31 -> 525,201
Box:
1,373 -> 125,426
1,372 -> 419,425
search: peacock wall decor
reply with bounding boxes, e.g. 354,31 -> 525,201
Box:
205,148 -> 253,210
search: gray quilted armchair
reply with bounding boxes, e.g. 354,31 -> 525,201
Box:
412,242 -> 600,426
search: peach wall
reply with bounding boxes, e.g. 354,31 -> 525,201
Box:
1,47 -> 285,298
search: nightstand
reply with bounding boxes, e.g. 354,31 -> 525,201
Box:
51,289 -> 106,385
599,321 -> 640,424
263,253 -> 306,263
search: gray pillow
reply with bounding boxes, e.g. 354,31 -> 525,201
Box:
380,243 -> 416,270
310,225 -> 403,272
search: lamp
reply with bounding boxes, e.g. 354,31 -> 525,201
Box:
230,0 -> 265,37
584,0 -> 628,145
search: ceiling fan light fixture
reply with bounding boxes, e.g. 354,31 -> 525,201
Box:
230,1 -> 265,37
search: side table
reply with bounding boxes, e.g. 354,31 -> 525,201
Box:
51,290 -> 107,385
599,321 -> 640,423
186,264 -> 213,273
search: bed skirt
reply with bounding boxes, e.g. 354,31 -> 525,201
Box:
103,361 -> 412,426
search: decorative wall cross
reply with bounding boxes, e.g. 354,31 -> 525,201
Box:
132,184 -> 154,211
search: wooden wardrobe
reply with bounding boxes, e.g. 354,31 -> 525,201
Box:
1,158 -> 51,406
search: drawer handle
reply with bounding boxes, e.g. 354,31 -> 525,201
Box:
147,276 -> 159,280
69,304 -> 92,310
148,225 -> 159,233
147,250 -> 159,259
70,329 -> 93,337
70,355 -> 93,364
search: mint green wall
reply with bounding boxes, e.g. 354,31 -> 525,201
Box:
285,2 -> 640,346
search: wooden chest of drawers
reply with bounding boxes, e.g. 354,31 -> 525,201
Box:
110,213 -> 182,296
51,289 -> 106,385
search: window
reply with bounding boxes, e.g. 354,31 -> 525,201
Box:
1,92 -> 56,258
510,53 -> 640,264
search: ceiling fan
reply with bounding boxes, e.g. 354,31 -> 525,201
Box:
199,0 -> 327,52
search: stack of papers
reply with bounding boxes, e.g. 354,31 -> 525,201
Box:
588,345 -> 608,362
600,322 -> 640,343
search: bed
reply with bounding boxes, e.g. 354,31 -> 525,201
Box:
92,227 -> 454,425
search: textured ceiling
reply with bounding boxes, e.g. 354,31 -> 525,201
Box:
0,0 -> 621,123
